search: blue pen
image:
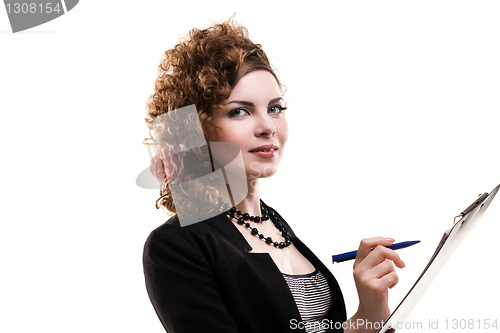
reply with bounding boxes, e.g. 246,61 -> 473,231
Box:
332,240 -> 420,263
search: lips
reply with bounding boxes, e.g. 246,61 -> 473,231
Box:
249,144 -> 279,158
249,144 -> 279,153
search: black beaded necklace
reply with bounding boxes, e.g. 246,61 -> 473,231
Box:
226,203 -> 292,249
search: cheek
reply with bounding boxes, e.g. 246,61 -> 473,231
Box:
278,119 -> 289,147
212,124 -> 245,147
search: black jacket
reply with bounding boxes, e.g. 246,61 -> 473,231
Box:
143,203 -> 346,332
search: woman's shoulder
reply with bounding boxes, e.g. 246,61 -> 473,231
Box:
146,214 -> 217,244
144,202 -> 296,257
143,212 -> 232,260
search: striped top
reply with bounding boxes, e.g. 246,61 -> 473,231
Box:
282,270 -> 332,333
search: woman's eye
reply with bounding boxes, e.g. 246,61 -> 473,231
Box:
228,108 -> 250,117
268,105 -> 287,115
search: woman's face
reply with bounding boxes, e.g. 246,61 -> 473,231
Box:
210,70 -> 289,180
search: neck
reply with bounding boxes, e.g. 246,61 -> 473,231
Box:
233,177 -> 261,216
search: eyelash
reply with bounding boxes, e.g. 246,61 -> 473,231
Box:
269,105 -> 287,114
228,105 -> 288,117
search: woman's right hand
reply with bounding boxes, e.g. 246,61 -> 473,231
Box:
345,237 -> 405,333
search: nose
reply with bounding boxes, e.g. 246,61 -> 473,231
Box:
254,112 -> 276,138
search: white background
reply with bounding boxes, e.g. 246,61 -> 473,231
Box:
1,1 -> 499,332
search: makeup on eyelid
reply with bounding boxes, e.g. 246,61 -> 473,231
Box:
227,105 -> 287,117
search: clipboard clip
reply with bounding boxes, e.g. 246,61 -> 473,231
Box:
453,192 -> 489,224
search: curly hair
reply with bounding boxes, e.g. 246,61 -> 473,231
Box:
143,18 -> 283,217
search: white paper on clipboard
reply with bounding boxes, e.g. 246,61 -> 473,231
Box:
377,184 -> 500,333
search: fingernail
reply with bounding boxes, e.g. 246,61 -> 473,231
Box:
386,238 -> 395,243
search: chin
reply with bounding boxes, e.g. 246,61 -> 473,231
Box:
247,161 -> 281,179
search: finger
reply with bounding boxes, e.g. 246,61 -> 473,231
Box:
360,261 -> 399,290
353,260 -> 399,295
367,259 -> 396,279
363,245 -> 406,269
354,237 -> 395,267
355,259 -> 395,285
379,270 -> 399,289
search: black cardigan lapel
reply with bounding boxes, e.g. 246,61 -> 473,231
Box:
206,212 -> 305,330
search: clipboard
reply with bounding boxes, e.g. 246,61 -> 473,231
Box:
377,184 -> 500,333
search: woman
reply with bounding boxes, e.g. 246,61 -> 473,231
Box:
143,18 -> 405,333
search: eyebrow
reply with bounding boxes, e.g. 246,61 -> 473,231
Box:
223,97 -> 284,107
